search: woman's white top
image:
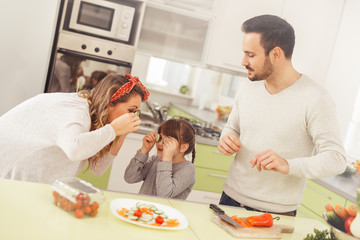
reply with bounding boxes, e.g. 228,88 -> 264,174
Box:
0,93 -> 116,184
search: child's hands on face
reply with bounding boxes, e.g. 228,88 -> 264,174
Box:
161,137 -> 179,162
140,131 -> 157,154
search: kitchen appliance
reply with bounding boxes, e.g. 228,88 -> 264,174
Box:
210,204 -> 242,227
67,0 -> 135,43
173,117 -> 221,141
45,0 -> 145,93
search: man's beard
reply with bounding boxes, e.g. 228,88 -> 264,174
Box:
247,57 -> 274,81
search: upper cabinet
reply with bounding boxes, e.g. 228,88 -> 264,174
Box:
137,2 -> 212,65
147,0 -> 218,14
205,0 -> 284,74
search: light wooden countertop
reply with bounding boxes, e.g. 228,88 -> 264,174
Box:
0,178 -> 328,240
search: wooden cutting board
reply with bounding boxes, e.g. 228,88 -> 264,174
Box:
211,216 -> 294,239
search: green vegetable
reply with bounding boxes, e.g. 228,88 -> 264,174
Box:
303,228 -> 335,240
326,211 -> 345,232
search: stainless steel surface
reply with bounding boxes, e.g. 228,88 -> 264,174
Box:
209,204 -> 242,228
58,31 -> 135,63
69,0 -> 135,42
323,212 -> 359,240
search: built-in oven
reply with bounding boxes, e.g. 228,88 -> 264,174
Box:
45,0 -> 145,93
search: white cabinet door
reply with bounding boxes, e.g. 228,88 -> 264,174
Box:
206,0 -> 284,74
282,0 -> 344,85
107,132 -> 156,194
137,3 -> 212,65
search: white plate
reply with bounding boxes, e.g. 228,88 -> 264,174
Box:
110,198 -> 188,230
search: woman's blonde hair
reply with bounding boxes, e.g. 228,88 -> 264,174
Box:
78,74 -> 146,170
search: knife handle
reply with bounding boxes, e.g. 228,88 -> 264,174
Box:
209,204 -> 225,214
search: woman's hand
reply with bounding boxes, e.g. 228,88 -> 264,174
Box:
110,113 -> 141,136
140,131 -> 157,154
162,137 -> 179,161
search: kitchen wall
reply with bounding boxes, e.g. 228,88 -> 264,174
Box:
324,0 -> 360,153
0,0 -> 60,115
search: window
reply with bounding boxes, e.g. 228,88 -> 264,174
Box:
146,57 -> 191,90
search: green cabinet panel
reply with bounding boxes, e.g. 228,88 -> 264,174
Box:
345,200 -> 356,208
301,180 -> 346,218
195,144 -> 233,171
77,162 -> 112,190
193,167 -> 227,193
167,105 -> 202,123
298,204 -> 326,225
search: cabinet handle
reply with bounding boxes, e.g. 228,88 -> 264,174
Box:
307,185 -> 331,200
209,173 -> 227,178
297,209 -> 311,218
215,150 -> 235,157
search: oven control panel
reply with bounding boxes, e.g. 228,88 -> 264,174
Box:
57,31 -> 135,63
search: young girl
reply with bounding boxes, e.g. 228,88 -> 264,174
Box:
124,118 -> 196,200
0,74 -> 149,184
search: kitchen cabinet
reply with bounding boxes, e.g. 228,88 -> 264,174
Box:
298,180 -> 347,224
192,144 -> 233,193
148,0 -> 218,15
205,0 -> 284,74
137,2 -> 212,65
107,132 -> 157,194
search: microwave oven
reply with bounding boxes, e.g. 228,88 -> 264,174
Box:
69,0 -> 135,42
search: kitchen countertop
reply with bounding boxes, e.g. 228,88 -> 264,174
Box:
0,178 -> 328,240
169,102 -> 227,130
313,174 -> 359,203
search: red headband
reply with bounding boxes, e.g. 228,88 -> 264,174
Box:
110,73 -> 150,103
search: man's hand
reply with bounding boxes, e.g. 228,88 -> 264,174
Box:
250,149 -> 289,174
218,132 -> 241,155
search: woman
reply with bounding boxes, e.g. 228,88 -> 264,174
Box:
0,73 -> 149,184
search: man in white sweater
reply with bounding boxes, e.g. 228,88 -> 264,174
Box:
218,15 -> 347,216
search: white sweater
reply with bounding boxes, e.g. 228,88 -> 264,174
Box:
221,75 -> 347,213
0,93 -> 116,184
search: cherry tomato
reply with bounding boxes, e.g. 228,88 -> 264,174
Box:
75,200 -> 83,209
74,209 -> 84,218
89,209 -> 97,217
133,209 -> 142,218
76,193 -> 86,201
345,216 -> 355,235
91,202 -> 99,210
84,205 -> 92,214
155,216 -> 164,225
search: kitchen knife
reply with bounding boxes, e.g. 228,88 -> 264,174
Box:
209,204 -> 242,228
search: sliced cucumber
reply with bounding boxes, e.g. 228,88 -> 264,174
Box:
127,215 -> 139,220
154,209 -> 164,215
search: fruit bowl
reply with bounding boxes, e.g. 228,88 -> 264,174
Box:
323,212 -> 360,240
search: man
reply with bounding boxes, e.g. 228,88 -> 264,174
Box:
218,15 -> 346,216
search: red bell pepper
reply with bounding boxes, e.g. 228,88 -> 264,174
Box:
246,213 -> 273,227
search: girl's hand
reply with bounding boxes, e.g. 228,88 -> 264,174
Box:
110,113 -> 141,136
162,137 -> 179,161
140,131 -> 157,154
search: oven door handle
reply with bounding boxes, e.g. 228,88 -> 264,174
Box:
58,48 -> 132,67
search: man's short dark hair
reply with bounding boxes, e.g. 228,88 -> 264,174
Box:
241,14 -> 295,59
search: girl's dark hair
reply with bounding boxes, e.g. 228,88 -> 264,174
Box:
158,119 -> 196,163
241,14 -> 295,59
